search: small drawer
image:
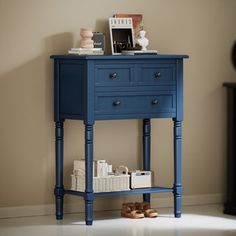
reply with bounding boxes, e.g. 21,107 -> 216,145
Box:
137,64 -> 175,86
95,93 -> 175,115
95,65 -> 133,87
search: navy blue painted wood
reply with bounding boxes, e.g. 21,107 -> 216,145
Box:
176,59 -> 184,120
95,64 -> 133,87
143,119 -> 151,202
54,122 -> 64,220
84,124 -> 94,225
173,120 -> 182,217
64,186 -> 173,197
95,93 -> 175,116
136,64 -> 175,86
60,62 -> 85,118
54,60 -> 60,122
51,54 -> 188,60
51,54 -> 188,225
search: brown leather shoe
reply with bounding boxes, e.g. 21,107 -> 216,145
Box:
121,202 -> 144,219
135,202 -> 158,218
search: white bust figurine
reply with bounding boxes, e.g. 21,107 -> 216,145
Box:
136,30 -> 149,51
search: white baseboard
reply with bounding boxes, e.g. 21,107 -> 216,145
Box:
0,193 -> 224,219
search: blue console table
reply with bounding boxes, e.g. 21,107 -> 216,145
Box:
50,54 -> 188,225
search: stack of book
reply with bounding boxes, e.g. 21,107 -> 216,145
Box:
68,48 -> 104,55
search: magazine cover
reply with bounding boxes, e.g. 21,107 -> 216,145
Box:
114,14 -> 143,38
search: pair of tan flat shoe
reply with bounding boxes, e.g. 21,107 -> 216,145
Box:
121,202 -> 158,219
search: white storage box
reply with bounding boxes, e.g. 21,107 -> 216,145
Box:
71,174 -> 130,193
130,170 -> 152,189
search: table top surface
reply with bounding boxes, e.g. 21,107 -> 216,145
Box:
50,54 -> 189,60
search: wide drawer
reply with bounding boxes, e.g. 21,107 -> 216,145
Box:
136,64 -> 175,86
95,92 -> 176,115
95,64 -> 133,87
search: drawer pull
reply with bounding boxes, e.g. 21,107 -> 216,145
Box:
110,72 -> 117,79
152,99 -> 159,105
113,100 -> 121,106
154,72 -> 161,78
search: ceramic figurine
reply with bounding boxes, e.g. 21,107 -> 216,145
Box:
136,30 -> 149,51
80,28 -> 94,48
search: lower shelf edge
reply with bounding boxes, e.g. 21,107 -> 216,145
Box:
64,186 -> 173,197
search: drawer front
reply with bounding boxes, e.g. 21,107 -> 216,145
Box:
137,64 -> 175,86
95,93 -> 176,115
95,65 -> 133,87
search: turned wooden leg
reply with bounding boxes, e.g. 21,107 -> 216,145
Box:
84,123 -> 94,225
173,119 -> 183,218
143,119 -> 151,203
54,121 -> 64,220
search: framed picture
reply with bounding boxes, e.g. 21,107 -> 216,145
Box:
109,17 -> 135,55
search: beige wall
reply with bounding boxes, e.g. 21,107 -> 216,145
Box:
0,0 -> 236,209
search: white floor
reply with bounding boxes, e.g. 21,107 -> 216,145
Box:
0,204 -> 236,236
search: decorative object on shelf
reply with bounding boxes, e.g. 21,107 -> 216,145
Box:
71,160 -> 130,192
130,170 -> 152,189
73,159 -> 109,177
72,174 -> 130,193
96,160 -> 108,177
109,17 -> 135,54
136,30 -> 149,51
115,165 -> 129,175
113,14 -> 143,38
80,28 -> 94,48
108,164 -> 113,174
92,32 -> 105,51
122,29 -> 158,55
68,28 -> 105,55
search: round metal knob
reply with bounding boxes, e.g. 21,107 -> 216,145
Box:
110,73 -> 117,79
113,100 -> 121,106
154,72 -> 161,78
152,99 -> 159,105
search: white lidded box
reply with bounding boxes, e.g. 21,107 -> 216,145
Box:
130,170 -> 153,189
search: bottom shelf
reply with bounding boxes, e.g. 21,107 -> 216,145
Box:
64,186 -> 173,197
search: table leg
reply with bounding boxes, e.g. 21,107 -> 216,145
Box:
143,119 -> 151,203
84,123 -> 94,225
54,121 -> 64,220
173,119 -> 182,218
